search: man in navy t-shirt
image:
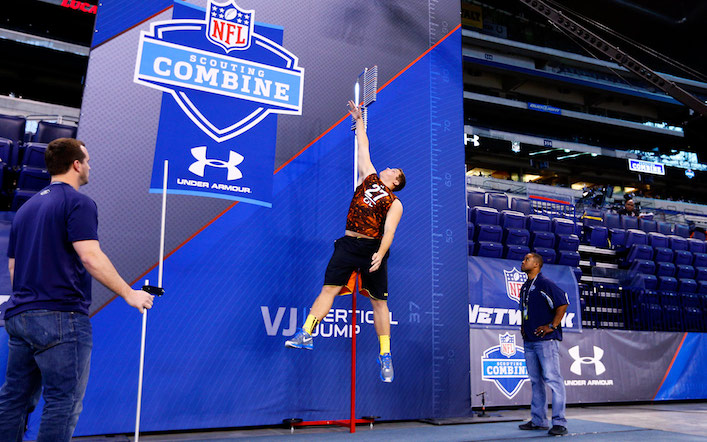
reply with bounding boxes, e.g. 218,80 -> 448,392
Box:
517,252 -> 569,436
0,138 -> 155,441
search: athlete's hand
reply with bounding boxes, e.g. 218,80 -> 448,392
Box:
124,289 -> 155,313
348,100 -> 362,121
370,252 -> 383,272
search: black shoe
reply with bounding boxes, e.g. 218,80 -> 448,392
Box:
548,425 -> 568,436
518,421 -> 549,430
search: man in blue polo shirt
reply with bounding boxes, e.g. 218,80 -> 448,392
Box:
0,138 -> 155,441
518,252 -> 569,436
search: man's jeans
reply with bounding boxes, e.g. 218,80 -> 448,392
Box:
523,339 -> 567,427
0,310 -> 92,442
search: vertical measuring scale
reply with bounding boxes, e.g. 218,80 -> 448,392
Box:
427,0 -> 467,417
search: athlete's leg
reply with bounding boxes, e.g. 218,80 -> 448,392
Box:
370,298 -> 390,337
306,285 -> 343,333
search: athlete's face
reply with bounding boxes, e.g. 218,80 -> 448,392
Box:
381,167 -> 401,185
78,146 -> 90,186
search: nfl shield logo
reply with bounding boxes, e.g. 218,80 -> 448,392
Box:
503,267 -> 527,303
206,0 -> 254,52
500,333 -> 516,357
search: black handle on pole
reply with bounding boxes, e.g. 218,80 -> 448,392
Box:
141,285 -> 165,297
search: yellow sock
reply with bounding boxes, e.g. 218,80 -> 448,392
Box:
303,314 -> 319,335
379,335 -> 391,355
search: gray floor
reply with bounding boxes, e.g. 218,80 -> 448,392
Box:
74,402 -> 707,441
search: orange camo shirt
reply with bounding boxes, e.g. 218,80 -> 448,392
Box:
345,174 -> 398,239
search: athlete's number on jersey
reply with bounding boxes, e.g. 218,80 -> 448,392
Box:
364,185 -> 388,206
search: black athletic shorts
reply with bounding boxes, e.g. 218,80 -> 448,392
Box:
323,235 -> 389,301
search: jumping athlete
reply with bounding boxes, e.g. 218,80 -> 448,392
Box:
285,100 -> 405,382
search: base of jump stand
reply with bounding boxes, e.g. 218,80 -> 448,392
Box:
282,417 -> 377,433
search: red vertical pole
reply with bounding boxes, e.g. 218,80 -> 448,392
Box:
350,279 -> 357,433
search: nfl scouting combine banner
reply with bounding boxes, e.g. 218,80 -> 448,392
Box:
468,256 -> 581,332
470,328 -> 707,406
134,0 -> 303,206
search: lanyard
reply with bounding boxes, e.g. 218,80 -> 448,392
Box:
521,276 -> 537,321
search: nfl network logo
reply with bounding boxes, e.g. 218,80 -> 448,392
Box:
481,333 -> 529,399
503,268 -> 527,303
206,1 -> 254,51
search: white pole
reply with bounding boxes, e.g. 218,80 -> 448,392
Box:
354,81 -> 360,191
135,160 -> 168,441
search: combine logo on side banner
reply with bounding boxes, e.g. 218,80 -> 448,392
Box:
481,333 -> 529,399
503,267 -> 527,303
134,0 -> 304,142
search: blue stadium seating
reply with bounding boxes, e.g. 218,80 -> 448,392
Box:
504,228 -> 530,246
34,121 -> 77,143
510,198 -> 532,215
572,267 -> 582,282
468,240 -> 474,256
17,167 -> 50,191
467,190 -> 485,208
668,235 -> 688,251
487,193 -> 509,212
21,143 -> 47,169
639,218 -> 657,233
475,224 -> 503,243
684,305 -> 702,331
586,225 -> 608,248
656,221 -> 671,235
624,229 -> 647,249
654,247 -> 674,263
693,230 -> 707,241
656,262 -> 676,277
552,218 -> 575,236
676,264 -> 696,279
0,140 -> 12,167
695,267 -> 707,281
658,276 -> 678,292
475,241 -> 503,258
557,250 -> 580,267
0,114 -> 26,167
603,212 -> 626,248
467,223 -> 474,240
556,234 -> 579,252
533,247 -> 556,264
470,206 -> 499,225
687,238 -> 707,254
582,209 -> 603,227
698,280 -> 707,294
629,259 -> 656,275
625,243 -> 653,263
693,252 -> 707,268
504,244 -> 529,260
679,278 -> 698,294
647,232 -> 668,248
621,215 -> 639,230
674,250 -> 693,266
500,211 -> 525,229
673,224 -> 690,238
631,273 -> 658,290
526,214 -> 551,232
530,231 -> 555,249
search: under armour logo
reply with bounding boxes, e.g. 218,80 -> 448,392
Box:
568,345 -> 606,376
189,146 -> 243,181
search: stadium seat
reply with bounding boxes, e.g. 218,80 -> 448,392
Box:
681,292 -> 700,308
657,221 -> 672,235
676,265 -> 695,279
16,167 -> 50,191
624,229 -> 647,249
470,206 -> 499,225
530,231 -> 555,249
475,224 -> 503,243
647,232 -> 668,248
674,224 -> 690,238
639,218 -> 657,233
695,267 -> 707,282
586,225 -> 608,248
679,278 -> 698,294
21,143 -> 48,169
0,114 -> 26,167
34,121 -> 77,143
467,223 -> 475,241
621,215 -> 639,230
668,235 -> 688,251
662,304 -> 682,331
510,198 -> 532,215
654,247 -> 674,264
572,267 -> 582,282
603,212 -> 626,248
694,252 -> 707,268
674,250 -> 693,266
467,190 -> 485,208
629,259 -> 656,275
687,238 -> 707,254
656,262 -> 676,277
487,193 -> 509,212
581,209 -> 604,227
475,241 -> 503,258
552,218 -> 575,236
574,221 -> 583,237
625,243 -> 653,263
500,211 -> 526,229
0,139 -> 12,167
557,250 -> 580,267
556,234 -> 579,252
504,244 -> 529,261
683,306 -> 702,331
533,247 -> 556,264
631,273 -> 658,290
693,230 -> 707,241
10,189 -> 36,211
698,280 -> 707,294
658,276 -> 678,292
504,228 -> 530,247
526,214 -> 551,232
